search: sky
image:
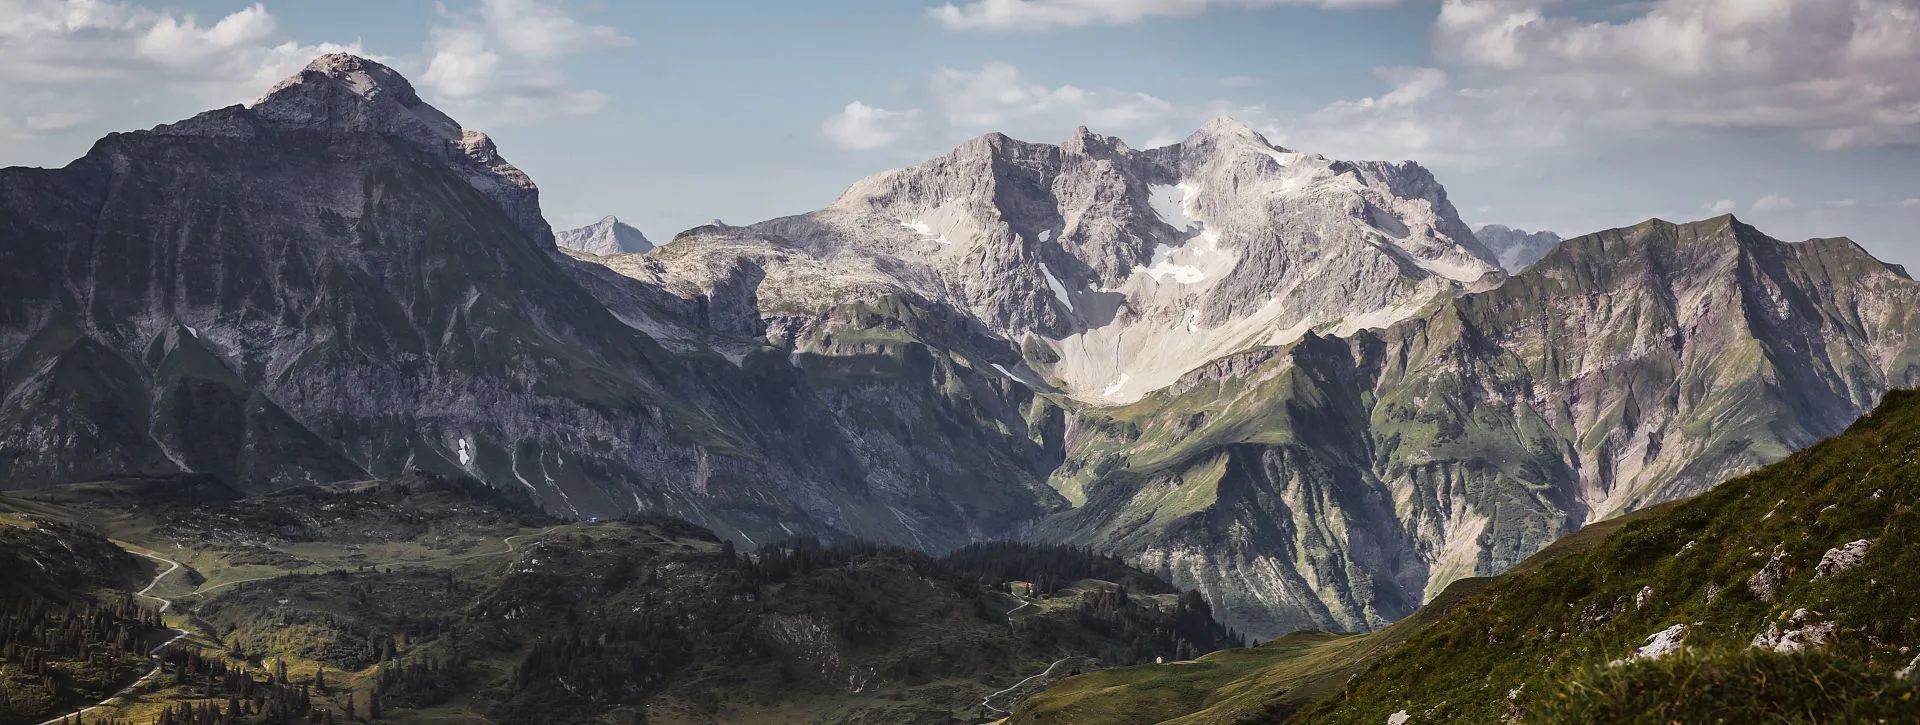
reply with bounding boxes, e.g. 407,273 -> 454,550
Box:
3,0 -> 1919,269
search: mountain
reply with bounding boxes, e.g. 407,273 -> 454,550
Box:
555,214 -> 653,255
1013,389 -> 1920,723
1032,215 -> 1920,637
0,54 -> 1061,552
8,53 -> 1920,650
642,117 -> 1501,405
1474,223 -> 1561,271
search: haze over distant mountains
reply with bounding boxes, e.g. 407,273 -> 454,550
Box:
1474,223 -> 1562,271
4,54 -> 1917,641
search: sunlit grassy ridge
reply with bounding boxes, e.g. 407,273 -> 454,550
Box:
1017,389 -> 1920,723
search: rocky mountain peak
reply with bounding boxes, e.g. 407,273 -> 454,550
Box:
1184,115 -> 1275,149
556,215 -> 654,255
1063,125 -> 1131,156
251,53 -> 461,145
236,53 -> 553,247
1474,223 -> 1562,272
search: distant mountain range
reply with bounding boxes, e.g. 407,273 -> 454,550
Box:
1474,223 -> 1562,271
4,54 -> 1916,640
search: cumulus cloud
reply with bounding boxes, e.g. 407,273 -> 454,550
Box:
929,0 -> 1398,31
0,0 -> 363,143
0,0 -> 360,99
822,102 -> 922,150
421,0 -> 630,125
1254,0 -> 1920,168
1430,0 -> 1920,150
1753,195 -> 1796,212
820,61 -> 1198,151
932,61 -> 1174,131
1704,199 -> 1737,215
1267,66 -> 1568,166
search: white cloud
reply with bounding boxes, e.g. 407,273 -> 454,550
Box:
932,61 -> 1175,131
1269,66 -> 1568,166
0,0 -> 360,141
1900,198 -> 1920,208
474,0 -> 628,59
420,0 -> 629,125
1703,199 -> 1737,215
822,102 -> 922,150
929,0 -> 1398,32
1431,0 -> 1920,150
1825,199 -> 1860,208
1753,195 -> 1796,212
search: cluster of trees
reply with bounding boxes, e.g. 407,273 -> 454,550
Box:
502,606 -> 715,722
1,593 -> 161,675
155,651 -> 322,722
941,542 -> 1177,596
0,593 -> 165,723
1056,589 -> 1247,664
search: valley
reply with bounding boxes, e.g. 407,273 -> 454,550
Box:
0,33 -> 1915,723
1,474 -> 1241,723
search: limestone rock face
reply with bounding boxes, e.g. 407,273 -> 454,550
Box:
0,54 -> 1064,553
556,216 -> 654,255
650,117 -> 1500,405
1032,216 -> 1920,637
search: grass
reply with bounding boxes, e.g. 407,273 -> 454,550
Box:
1013,384 -> 1920,722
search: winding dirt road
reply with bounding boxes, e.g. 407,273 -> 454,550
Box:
979,656 -> 1080,716
35,552 -> 190,725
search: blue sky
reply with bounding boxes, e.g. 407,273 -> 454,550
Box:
4,0 -> 1918,269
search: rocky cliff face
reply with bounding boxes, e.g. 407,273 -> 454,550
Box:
1475,223 -> 1562,271
0,54 -> 1063,552
648,117 -> 1500,405
7,55 -> 1917,644
556,215 -> 653,255
1036,216 -> 1920,637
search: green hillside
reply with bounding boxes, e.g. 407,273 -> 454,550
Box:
1015,389 -> 1920,723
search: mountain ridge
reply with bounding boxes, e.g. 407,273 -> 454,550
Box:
5,54 -> 1918,647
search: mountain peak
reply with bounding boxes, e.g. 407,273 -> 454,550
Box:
556,215 -> 654,255
1063,125 -> 1130,156
1187,115 -> 1270,147
290,53 -> 419,103
250,53 -> 461,144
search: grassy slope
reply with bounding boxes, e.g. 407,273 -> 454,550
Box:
1017,389 -> 1920,723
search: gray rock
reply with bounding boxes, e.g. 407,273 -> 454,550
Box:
1814,539 -> 1871,578
1751,609 -> 1835,653
1749,550 -> 1792,603
556,215 -> 654,255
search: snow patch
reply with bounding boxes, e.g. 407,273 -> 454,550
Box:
1101,374 -> 1131,397
456,437 -> 473,466
1039,262 -> 1075,313
1147,182 -> 1199,231
1143,242 -> 1208,284
1411,253 -> 1493,284
899,217 -> 951,245
1038,229 -> 1052,242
